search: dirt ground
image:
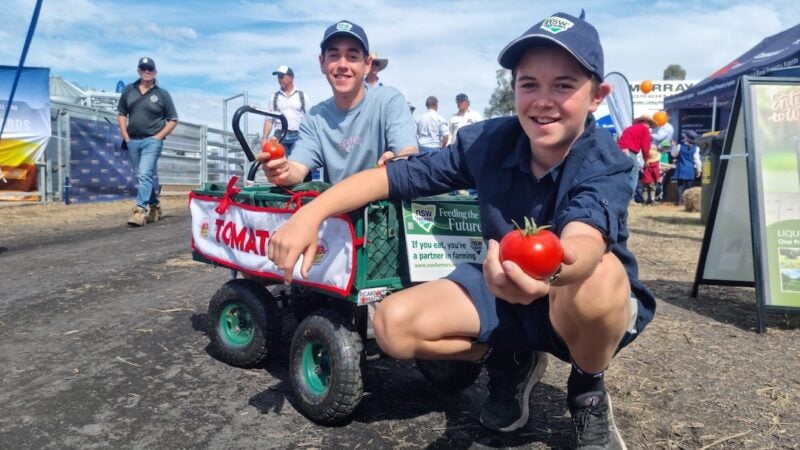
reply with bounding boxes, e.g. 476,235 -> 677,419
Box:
1,196 -> 799,449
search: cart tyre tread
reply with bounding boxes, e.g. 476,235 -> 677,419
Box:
207,279 -> 281,368
289,309 -> 364,425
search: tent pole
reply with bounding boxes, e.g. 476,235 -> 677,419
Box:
711,96 -> 717,132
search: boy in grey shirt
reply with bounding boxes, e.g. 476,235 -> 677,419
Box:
258,20 -> 417,185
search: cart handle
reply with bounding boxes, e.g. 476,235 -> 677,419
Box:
232,105 -> 288,160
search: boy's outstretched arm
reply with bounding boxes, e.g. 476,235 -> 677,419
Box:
268,166 -> 390,283
483,221 -> 605,304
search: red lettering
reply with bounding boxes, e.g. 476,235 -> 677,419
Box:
215,219 -> 224,242
222,221 -> 234,245
244,229 -> 257,254
233,225 -> 248,250
256,229 -> 270,256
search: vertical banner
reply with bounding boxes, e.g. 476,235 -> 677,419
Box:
603,72 -> 633,135
746,78 -> 800,309
0,66 -> 50,201
402,200 -> 486,282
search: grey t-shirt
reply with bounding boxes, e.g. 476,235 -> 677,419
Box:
290,86 -> 417,183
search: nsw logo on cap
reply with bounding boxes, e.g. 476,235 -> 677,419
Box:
336,22 -> 353,32
540,16 -> 574,34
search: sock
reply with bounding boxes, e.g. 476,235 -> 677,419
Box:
568,361 -> 605,396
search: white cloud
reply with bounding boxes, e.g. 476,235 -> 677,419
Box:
2,0 -> 799,130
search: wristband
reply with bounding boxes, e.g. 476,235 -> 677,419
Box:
549,265 -> 563,284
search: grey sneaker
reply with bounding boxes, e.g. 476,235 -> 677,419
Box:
569,390 -> 627,449
146,204 -> 162,223
479,351 -> 548,432
127,206 -> 147,227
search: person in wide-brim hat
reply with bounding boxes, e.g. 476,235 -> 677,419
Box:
633,114 -> 657,128
369,52 -> 389,71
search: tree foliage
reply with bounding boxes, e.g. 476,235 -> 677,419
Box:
484,69 -> 515,118
663,64 -> 686,80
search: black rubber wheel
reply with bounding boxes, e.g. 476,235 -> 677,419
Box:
207,279 -> 281,368
415,359 -> 482,392
289,309 -> 364,425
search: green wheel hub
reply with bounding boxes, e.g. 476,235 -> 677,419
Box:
220,303 -> 254,347
301,339 -> 330,395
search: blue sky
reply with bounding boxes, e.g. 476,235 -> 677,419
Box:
2,0 -> 799,131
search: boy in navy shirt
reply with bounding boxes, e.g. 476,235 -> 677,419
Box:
267,11 -> 653,449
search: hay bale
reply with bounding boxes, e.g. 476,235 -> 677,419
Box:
683,187 -> 702,212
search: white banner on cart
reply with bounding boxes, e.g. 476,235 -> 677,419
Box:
189,194 -> 357,296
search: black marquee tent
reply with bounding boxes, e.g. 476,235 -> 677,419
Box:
664,22 -> 800,135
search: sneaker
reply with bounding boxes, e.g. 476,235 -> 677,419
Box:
127,206 -> 147,227
479,351 -> 548,432
146,204 -> 162,223
569,390 -> 627,449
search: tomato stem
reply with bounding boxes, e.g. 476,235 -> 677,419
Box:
511,217 -> 551,237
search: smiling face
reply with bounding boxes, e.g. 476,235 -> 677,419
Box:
513,45 -> 609,157
319,36 -> 371,109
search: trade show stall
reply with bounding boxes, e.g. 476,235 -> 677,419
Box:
664,22 -> 800,136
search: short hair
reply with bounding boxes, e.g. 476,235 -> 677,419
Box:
425,96 -> 438,108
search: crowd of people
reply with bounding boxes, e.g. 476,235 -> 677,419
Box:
113,11 -> 716,449
616,112 -> 702,206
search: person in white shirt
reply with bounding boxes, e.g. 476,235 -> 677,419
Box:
263,65 -> 309,155
415,96 -> 450,153
449,93 -> 482,146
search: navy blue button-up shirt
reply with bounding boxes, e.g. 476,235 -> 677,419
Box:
386,115 -> 655,330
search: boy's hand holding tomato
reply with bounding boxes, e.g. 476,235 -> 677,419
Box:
256,137 -> 290,184
261,137 -> 286,159
484,218 -> 572,305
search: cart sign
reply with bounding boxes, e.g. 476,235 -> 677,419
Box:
190,194 -> 357,297
693,76 -> 800,332
402,200 -> 486,281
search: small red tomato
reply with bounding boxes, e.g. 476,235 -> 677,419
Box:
499,217 -> 563,279
261,138 -> 286,159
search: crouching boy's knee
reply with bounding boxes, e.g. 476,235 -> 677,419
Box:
373,299 -> 415,360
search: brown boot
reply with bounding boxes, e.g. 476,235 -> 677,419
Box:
146,204 -> 162,223
127,206 -> 147,227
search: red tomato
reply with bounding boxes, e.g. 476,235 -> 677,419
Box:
499,217 -> 563,279
261,138 -> 286,159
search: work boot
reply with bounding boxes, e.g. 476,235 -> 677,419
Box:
146,204 -> 162,223
127,206 -> 147,227
479,351 -> 548,432
568,390 -> 627,449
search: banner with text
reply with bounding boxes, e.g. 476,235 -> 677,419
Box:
402,200 -> 486,281
0,66 -> 50,200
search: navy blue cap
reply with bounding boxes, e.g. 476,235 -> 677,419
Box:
320,20 -> 369,54
455,93 -> 469,102
497,12 -> 604,80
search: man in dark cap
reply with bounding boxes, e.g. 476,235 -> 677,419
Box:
117,57 -> 178,227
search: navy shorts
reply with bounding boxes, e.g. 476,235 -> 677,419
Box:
446,263 -> 642,363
